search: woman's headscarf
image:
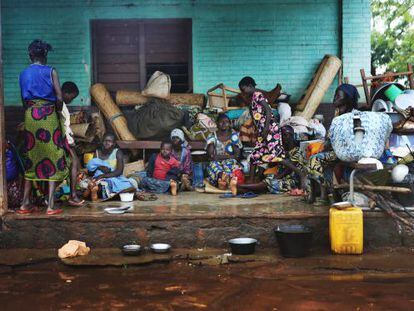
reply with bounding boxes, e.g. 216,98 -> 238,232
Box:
171,128 -> 186,143
336,84 -> 360,110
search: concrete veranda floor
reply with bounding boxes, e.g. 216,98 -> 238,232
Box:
7,192 -> 327,220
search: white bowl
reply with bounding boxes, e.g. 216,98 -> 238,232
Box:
120,192 -> 135,202
228,238 -> 258,244
150,243 -> 171,253
104,208 -> 125,214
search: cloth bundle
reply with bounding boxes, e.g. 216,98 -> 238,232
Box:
329,110 -> 392,162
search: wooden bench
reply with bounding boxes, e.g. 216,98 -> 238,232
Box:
117,140 -> 206,159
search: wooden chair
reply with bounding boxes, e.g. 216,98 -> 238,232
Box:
207,83 -> 240,110
360,63 -> 414,107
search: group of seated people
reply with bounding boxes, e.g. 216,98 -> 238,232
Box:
81,77 -> 363,202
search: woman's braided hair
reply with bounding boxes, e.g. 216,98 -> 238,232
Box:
28,39 -> 52,58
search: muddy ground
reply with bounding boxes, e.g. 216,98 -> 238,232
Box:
1,247 -> 414,310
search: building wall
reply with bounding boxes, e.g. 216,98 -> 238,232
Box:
1,0 -> 370,106
342,0 -> 371,101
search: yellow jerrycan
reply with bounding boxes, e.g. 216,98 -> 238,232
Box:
329,206 -> 363,254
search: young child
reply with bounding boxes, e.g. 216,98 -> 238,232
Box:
61,81 -> 84,206
140,141 -> 180,195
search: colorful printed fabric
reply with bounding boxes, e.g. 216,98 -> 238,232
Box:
206,158 -> 240,186
239,118 -> 257,145
206,131 -> 243,157
23,99 -> 69,182
264,147 -> 305,194
7,178 -> 23,210
250,91 -> 285,165
307,150 -> 337,188
329,110 -> 392,162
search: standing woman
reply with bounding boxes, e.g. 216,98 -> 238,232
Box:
238,77 -> 285,181
18,40 -> 68,215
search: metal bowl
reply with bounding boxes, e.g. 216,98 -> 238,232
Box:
150,243 -> 171,253
228,238 -> 258,255
122,244 -> 141,256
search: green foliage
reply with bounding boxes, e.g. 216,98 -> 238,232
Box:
371,0 -> 414,73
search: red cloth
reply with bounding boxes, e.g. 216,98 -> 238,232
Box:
232,169 -> 245,184
153,154 -> 180,180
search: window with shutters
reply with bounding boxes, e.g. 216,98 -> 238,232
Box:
91,19 -> 192,93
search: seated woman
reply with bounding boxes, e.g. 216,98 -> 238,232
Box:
307,84 -> 360,201
170,128 -> 193,191
206,113 -> 243,192
234,126 -> 307,195
139,141 -> 180,196
85,133 -> 136,201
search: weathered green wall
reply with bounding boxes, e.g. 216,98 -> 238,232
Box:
1,0 -> 371,106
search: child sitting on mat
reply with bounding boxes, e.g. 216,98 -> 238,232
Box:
139,141 -> 181,196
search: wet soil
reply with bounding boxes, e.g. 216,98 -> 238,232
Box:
1,257 -> 414,310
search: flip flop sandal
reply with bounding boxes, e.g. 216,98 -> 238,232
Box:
148,194 -> 158,201
68,199 -> 85,207
137,193 -> 158,201
46,208 -> 64,215
16,205 -> 39,215
16,208 -> 34,215
238,192 -> 258,199
219,193 -> 236,199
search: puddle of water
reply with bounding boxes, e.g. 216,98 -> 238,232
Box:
1,262 -> 414,310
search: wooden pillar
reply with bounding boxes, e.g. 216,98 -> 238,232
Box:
0,4 -> 7,216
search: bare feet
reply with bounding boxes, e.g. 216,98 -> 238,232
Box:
230,177 -> 238,196
181,174 -> 192,191
170,180 -> 178,196
91,184 -> 99,202
68,195 -> 85,207
218,178 -> 227,190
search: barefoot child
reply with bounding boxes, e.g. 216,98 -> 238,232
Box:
60,81 -> 84,206
140,141 -> 180,195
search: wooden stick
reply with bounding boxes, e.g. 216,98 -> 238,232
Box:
334,183 -> 412,194
363,192 -> 414,228
408,64 -> 414,89
362,71 -> 413,81
360,68 -> 371,106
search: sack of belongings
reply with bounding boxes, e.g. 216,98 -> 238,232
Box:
142,71 -> 171,99
126,98 -> 186,140
329,110 -> 392,162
